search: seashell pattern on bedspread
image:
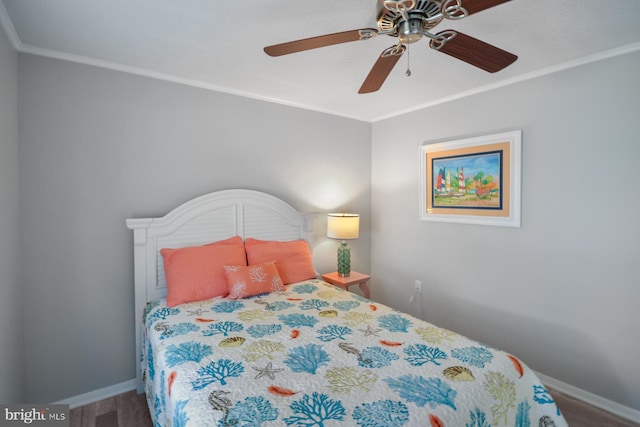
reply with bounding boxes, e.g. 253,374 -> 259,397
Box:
142,279 -> 568,427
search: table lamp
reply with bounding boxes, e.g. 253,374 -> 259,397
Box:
327,213 -> 360,277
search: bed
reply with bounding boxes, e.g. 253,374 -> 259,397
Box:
127,189 -> 568,427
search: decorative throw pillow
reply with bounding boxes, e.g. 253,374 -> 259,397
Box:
244,238 -> 316,284
224,261 -> 284,299
160,236 -> 246,307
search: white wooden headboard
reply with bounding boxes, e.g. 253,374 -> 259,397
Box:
126,189 -> 313,392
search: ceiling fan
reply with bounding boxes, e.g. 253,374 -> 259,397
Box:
264,0 -> 517,94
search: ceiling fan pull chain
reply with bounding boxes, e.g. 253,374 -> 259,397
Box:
405,43 -> 412,77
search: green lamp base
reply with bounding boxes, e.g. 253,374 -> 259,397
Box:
337,241 -> 351,277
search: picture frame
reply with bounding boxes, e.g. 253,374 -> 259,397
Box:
419,130 -> 522,227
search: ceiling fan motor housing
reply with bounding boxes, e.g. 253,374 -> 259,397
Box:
398,19 -> 427,44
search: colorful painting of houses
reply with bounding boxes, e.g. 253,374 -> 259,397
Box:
432,150 -> 503,209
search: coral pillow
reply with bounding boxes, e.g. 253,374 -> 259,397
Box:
224,261 -> 285,299
160,236 -> 246,307
244,238 -> 316,284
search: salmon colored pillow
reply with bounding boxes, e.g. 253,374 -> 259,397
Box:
160,236 -> 246,307
244,238 -> 316,284
224,261 -> 285,299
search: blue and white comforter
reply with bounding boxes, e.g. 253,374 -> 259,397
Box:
142,279 -> 567,427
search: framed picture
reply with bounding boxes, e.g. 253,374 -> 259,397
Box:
419,130 -> 522,227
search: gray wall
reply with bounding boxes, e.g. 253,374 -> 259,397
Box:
0,24 -> 24,403
371,50 -> 640,411
18,54 -> 371,402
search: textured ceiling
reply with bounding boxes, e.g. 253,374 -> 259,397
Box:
2,0 -> 640,122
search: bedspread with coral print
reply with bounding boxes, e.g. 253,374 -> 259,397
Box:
142,279 -> 567,427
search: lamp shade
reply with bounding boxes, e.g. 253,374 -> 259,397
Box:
327,213 -> 360,240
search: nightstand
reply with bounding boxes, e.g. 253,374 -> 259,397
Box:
321,271 -> 371,299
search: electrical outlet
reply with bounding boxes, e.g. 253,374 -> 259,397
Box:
415,280 -> 422,292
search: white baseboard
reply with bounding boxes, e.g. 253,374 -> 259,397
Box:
536,371 -> 640,424
54,379 -> 137,409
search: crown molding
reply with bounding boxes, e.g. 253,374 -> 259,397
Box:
372,41 -> 640,122
16,42 -> 368,123
0,0 -> 22,50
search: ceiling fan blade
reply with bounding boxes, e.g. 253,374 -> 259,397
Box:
358,45 -> 405,94
461,0 -> 511,15
441,0 -> 511,19
264,29 -> 378,57
430,30 -> 517,73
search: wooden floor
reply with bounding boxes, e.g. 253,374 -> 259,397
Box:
69,390 -> 151,427
69,388 -> 639,427
548,389 -> 640,427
